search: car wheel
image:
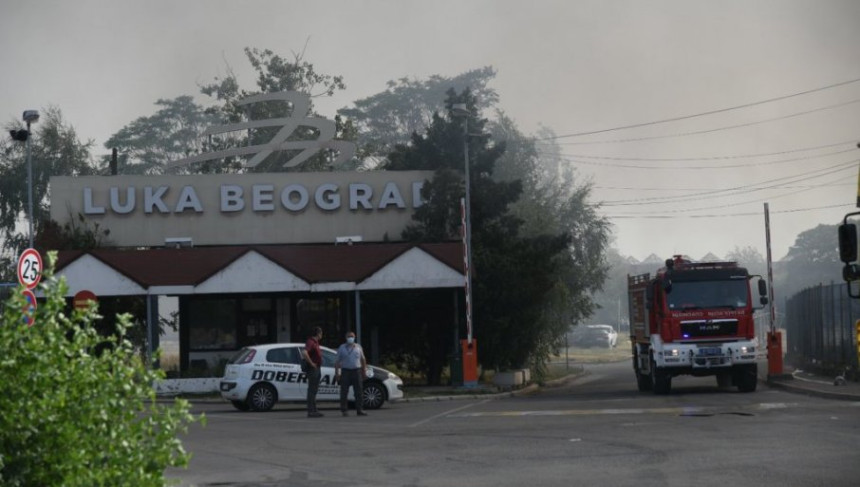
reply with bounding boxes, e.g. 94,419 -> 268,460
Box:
231,400 -> 250,411
362,381 -> 386,410
248,383 -> 277,411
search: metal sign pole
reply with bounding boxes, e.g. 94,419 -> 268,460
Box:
764,203 -> 775,333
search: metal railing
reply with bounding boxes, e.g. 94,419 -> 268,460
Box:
784,282 -> 860,371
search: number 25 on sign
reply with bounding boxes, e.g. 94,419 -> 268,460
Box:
17,248 -> 42,290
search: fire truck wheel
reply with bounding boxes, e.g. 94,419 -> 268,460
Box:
634,354 -> 652,392
650,358 -> 671,395
735,364 -> 758,393
636,369 -> 652,392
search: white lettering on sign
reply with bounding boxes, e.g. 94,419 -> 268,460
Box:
315,183 -> 340,211
81,180 -> 426,216
110,187 -> 135,214
144,186 -> 169,213
53,171 -> 433,246
174,186 -> 203,213
221,185 -> 244,212
252,184 -> 275,212
379,182 -> 406,209
282,184 -> 309,211
412,181 -> 424,209
350,183 -> 373,210
83,188 -> 105,214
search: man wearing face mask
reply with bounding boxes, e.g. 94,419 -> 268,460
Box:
334,331 -> 368,417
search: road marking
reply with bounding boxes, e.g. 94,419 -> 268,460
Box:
446,402 -> 804,419
410,399 -> 491,428
757,402 -> 794,410
449,407 -> 695,418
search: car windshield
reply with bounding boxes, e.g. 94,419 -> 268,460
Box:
667,279 -> 748,310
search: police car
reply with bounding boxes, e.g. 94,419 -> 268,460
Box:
220,343 -> 404,412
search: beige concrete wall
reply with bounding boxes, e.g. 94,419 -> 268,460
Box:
50,171 -> 434,247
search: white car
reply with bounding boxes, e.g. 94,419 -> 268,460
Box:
571,324 -> 618,348
220,343 -> 404,412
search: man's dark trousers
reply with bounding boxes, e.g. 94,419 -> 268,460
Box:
307,367 -> 321,413
339,368 -> 363,413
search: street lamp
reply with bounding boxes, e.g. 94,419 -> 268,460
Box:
9,110 -> 39,249
450,103 -> 473,345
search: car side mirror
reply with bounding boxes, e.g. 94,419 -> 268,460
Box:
839,223 -> 858,263
757,279 -> 767,297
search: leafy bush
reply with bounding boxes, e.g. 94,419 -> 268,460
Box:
0,252 -> 203,486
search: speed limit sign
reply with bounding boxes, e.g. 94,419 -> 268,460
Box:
17,248 -> 42,290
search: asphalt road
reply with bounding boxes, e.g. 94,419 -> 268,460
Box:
167,361 -> 860,487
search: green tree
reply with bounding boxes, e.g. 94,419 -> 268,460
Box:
775,223 -> 842,300
340,67 -> 498,161
386,88 -> 572,372
725,245 -> 767,278
102,96 -> 223,175
0,107 -> 97,279
0,253 -> 201,486
106,45 -> 350,174
199,46 -> 349,172
489,118 -> 611,344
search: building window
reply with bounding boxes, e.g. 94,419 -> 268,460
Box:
188,299 -> 237,350
295,296 -> 342,344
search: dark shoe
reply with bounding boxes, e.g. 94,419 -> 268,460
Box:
342,411 -> 349,417
357,411 -> 368,416
308,412 -> 324,418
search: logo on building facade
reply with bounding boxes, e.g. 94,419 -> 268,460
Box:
167,91 -> 355,170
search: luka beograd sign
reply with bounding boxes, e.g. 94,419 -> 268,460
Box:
50,90 -> 434,247
49,171 -> 432,247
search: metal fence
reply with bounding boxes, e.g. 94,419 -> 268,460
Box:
784,282 -> 860,371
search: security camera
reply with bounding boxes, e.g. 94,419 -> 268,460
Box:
22,110 -> 39,124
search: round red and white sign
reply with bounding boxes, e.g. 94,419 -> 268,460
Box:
73,290 -> 97,310
17,248 -> 42,290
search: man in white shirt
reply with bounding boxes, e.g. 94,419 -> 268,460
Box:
334,331 -> 368,417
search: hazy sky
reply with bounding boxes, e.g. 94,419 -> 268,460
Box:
2,0 -> 859,261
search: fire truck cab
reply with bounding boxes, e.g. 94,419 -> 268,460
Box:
628,255 -> 768,394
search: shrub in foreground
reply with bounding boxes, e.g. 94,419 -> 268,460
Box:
0,253 -> 202,486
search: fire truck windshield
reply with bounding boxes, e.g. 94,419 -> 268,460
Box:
666,279 -> 748,310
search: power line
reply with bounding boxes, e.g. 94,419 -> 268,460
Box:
595,183 -> 853,192
552,147 -> 855,170
603,172 -> 849,212
547,139 -> 856,162
600,161 -> 856,206
607,203 -> 853,219
544,77 -> 860,140
547,97 -> 860,145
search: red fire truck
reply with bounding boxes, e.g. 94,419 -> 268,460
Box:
628,255 -> 768,394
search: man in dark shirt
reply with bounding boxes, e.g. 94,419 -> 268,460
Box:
302,327 -> 324,417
